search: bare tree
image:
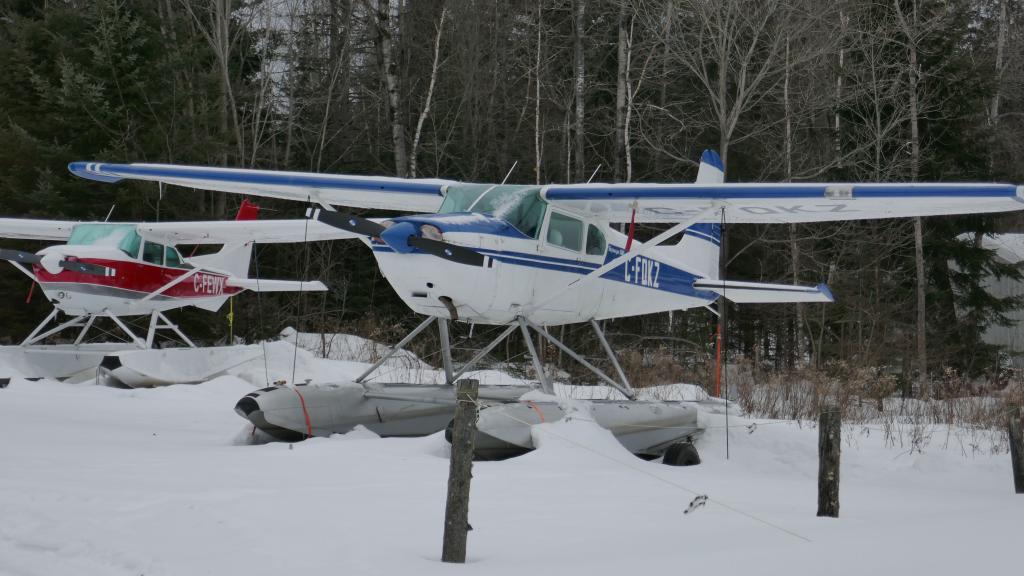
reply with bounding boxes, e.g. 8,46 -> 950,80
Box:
410,7 -> 447,178
573,0 -> 586,181
614,1 -> 631,182
369,0 -> 408,177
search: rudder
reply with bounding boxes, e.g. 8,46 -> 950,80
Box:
663,150 -> 723,278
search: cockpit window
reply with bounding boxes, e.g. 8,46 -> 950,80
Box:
142,241 -> 164,266
439,184 -> 547,238
164,246 -> 190,269
476,186 -> 546,239
586,224 -> 607,256
438,184 -> 491,213
547,211 -> 583,252
68,224 -> 141,258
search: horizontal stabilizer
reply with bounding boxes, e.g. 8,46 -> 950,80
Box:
693,279 -> 833,303
137,219 -> 361,245
226,278 -> 327,292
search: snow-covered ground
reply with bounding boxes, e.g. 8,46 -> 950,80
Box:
0,348 -> 1020,575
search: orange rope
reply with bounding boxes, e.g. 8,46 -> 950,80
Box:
714,324 -> 722,398
291,386 -> 313,438
526,400 -> 546,423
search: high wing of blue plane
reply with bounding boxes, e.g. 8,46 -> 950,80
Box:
65,151 -> 1024,333
69,154 -> 1024,224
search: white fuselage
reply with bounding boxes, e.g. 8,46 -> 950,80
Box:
370,223 -> 716,326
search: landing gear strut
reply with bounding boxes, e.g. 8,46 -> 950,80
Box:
21,309 -> 196,349
354,314 -> 635,400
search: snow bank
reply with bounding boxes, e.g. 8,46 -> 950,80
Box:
1,373 -> 1020,576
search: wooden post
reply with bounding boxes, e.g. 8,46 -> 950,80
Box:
1009,404 -> 1024,494
817,406 -> 840,517
442,379 -> 479,563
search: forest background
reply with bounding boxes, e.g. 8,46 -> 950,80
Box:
2,0 -> 1024,400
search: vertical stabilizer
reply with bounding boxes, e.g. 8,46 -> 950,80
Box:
187,200 -> 260,278
695,149 -> 724,184
669,150 -> 724,277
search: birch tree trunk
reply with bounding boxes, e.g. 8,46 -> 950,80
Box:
410,8 -> 447,178
895,0 -> 927,394
990,0 -> 1007,129
374,0 -> 408,177
613,1 -> 629,182
573,0 -> 586,182
783,35 -> 803,365
534,2 -> 543,185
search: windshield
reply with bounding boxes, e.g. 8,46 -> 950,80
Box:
68,224 -> 142,258
439,184 -> 547,238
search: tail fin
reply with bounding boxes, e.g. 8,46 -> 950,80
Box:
659,150 -> 724,278
694,149 -> 724,184
235,198 -> 260,221
188,200 -> 260,277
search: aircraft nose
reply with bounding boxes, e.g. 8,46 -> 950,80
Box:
379,221 -> 418,253
40,252 -> 65,275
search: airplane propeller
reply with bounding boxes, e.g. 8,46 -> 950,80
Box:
0,248 -> 41,265
57,259 -> 115,276
313,209 -> 387,238
309,209 -> 487,267
0,248 -> 114,276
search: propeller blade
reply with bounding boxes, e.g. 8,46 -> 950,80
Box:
0,248 -> 42,265
308,208 -> 488,267
311,209 -> 387,237
408,237 -> 488,267
58,260 -> 114,276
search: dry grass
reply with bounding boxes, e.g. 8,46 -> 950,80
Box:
729,360 -> 1024,454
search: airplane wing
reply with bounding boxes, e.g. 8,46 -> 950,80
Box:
541,182 -> 1024,224
68,162 -> 454,212
225,278 -> 327,292
135,219 -> 362,245
0,218 -> 77,241
70,160 -> 1024,224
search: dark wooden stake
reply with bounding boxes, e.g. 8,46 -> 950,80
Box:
442,378 -> 479,563
1009,404 -> 1023,494
817,406 -> 840,517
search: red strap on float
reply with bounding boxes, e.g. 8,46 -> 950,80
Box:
291,386 -> 314,438
526,400 -> 546,423
25,282 -> 34,304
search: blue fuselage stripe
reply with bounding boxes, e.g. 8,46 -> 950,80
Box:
371,245 -> 716,300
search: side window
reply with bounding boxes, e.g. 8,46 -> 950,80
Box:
505,190 -> 547,238
118,230 -> 142,259
142,241 -> 164,266
586,224 -> 606,256
546,212 -> 583,252
164,246 -> 189,269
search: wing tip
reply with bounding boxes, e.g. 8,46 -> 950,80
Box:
68,162 -> 123,184
817,283 -> 835,303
